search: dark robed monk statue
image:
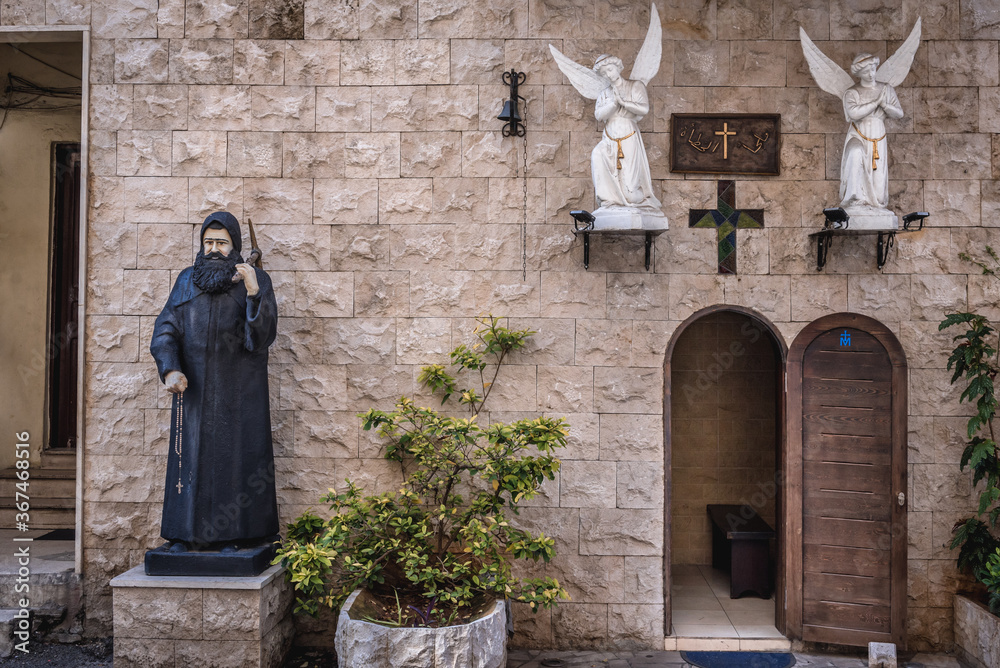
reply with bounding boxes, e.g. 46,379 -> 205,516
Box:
145,211 -> 279,577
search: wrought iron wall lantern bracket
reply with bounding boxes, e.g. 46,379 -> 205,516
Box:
569,210 -> 663,271
809,208 -> 929,271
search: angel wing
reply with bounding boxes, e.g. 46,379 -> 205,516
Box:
877,18 -> 921,87
799,27 -> 855,99
549,44 -> 610,100
629,3 -> 662,86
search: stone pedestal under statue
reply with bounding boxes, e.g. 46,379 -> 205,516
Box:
110,564 -> 292,668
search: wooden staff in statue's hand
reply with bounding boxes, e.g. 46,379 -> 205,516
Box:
231,218 -> 263,295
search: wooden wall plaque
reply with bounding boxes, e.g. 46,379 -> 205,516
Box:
670,113 -> 781,175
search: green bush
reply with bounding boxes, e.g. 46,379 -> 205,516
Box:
274,316 -> 570,624
943,248 -> 1000,585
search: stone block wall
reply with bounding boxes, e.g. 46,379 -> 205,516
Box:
3,0 -> 998,652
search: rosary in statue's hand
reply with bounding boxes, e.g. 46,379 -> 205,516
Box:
165,370 -> 188,394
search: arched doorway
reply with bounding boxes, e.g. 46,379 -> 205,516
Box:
663,306 -> 787,640
784,313 -> 907,647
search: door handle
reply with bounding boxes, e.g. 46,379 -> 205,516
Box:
897,492 -> 905,506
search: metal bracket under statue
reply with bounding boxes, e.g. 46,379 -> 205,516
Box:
570,210 -> 663,271
810,209 -> 928,271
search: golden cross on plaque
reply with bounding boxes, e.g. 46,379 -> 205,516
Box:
715,122 -> 736,159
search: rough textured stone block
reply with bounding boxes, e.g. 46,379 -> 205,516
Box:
600,413 -> 662,461
594,367 -> 662,415
400,132 -> 462,178
559,461 -> 615,508
317,86 -> 371,132
91,84 -> 134,131
125,177 -> 188,222
133,85 -> 188,130
674,41 -> 729,86
928,40 -> 999,87
370,86 -> 426,132
168,40 -> 234,84
540,271 -> 606,319
294,410 -> 358,458
474,271 -> 539,318
249,0 -> 304,39
340,40 -> 394,86
278,364 -> 347,411
395,318 -> 451,364
389,225 -> 455,269
172,131 -> 228,177
234,40 -> 285,85
324,318 -> 395,365
189,178 -> 244,223
454,224 -> 521,271
551,603 -> 608,650
580,509 -> 663,556
185,0 -> 248,38
450,39 -> 505,85
345,133 -> 400,178
255,224 -> 330,271
251,86 -> 316,132
575,320 -> 631,367
377,178 -> 433,225
395,39 -> 449,85
329,225 -> 390,271
303,0 -> 357,39
293,272 -> 353,317
354,271 -> 409,316
115,39 -> 168,83
607,603 -> 664,650
314,178 -> 377,225
409,271 -> 476,317
433,177 -> 488,224
117,130 -> 172,176
243,177 -> 313,224
617,461 -> 663,509
462,132 -> 514,178
189,86 -> 252,131
281,132 -> 344,178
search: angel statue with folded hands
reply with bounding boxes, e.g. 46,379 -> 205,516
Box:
550,4 -> 666,229
800,19 -> 922,228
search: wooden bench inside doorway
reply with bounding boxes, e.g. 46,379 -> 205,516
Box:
707,504 -> 775,599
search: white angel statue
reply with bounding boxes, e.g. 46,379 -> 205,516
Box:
550,4 -> 666,230
800,19 -> 921,229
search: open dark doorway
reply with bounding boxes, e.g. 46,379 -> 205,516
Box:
663,306 -> 787,649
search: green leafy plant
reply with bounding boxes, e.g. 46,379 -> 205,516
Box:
979,547 -> 1000,614
943,247 -> 1000,583
274,315 -> 570,625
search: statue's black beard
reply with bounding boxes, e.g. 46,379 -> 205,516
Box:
192,250 -> 242,294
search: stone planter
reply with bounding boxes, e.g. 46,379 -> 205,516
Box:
954,592 -> 1000,668
334,589 -> 507,668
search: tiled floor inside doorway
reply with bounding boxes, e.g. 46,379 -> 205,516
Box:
669,564 -> 790,651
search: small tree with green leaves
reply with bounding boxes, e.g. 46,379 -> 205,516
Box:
943,247 -> 1000,584
275,316 -> 570,625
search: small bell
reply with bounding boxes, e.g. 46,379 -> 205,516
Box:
497,100 -> 520,124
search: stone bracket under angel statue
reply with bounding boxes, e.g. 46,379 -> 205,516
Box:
800,19 -> 921,230
550,3 -> 667,232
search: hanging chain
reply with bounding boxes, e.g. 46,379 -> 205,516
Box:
519,102 -> 529,282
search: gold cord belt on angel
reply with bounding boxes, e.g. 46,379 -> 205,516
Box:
851,122 -> 886,171
605,129 -> 636,170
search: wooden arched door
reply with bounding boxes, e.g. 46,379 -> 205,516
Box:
784,314 -> 907,647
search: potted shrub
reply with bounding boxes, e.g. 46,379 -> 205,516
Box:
942,249 -> 1000,667
275,316 -> 569,667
